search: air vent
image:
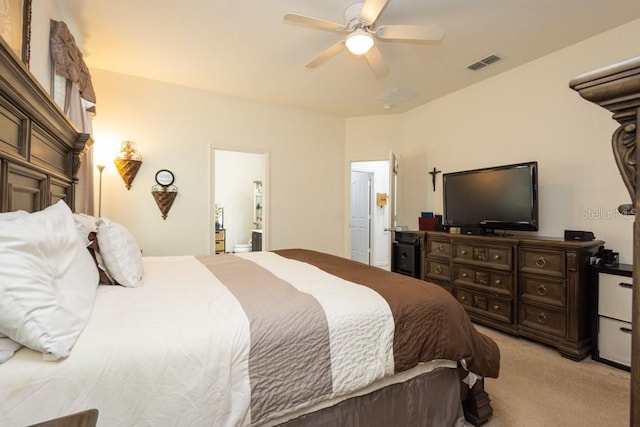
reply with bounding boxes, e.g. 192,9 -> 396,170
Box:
466,53 -> 502,71
377,88 -> 416,109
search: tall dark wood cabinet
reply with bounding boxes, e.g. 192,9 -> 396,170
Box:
570,56 -> 640,426
424,232 -> 602,360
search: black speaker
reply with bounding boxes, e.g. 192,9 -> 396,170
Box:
564,230 -> 595,241
460,226 -> 487,236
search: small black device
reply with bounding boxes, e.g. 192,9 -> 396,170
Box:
564,230 -> 595,241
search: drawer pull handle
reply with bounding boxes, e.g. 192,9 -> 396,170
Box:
437,245 -> 444,253
494,254 -> 501,260
495,279 -> 502,285
435,265 -> 442,274
462,272 -> 468,278
536,285 -> 548,296
460,295 -> 467,301
493,305 -> 501,311
537,313 -> 547,324
619,282 -> 633,289
620,327 -> 632,334
461,250 -> 467,255
535,257 -> 547,268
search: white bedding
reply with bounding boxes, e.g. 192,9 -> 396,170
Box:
0,253 -> 456,426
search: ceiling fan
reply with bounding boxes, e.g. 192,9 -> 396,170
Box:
284,0 -> 444,78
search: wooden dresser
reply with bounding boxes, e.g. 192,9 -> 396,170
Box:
424,231 -> 602,360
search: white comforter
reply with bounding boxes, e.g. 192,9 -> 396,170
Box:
0,253 -> 403,426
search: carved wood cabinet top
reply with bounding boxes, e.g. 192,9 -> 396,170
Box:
569,56 -> 640,118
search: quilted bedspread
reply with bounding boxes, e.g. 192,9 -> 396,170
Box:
0,250 -> 499,427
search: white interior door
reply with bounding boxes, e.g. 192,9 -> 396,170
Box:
350,170 -> 372,264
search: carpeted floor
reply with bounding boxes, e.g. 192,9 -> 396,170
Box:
475,325 -> 630,427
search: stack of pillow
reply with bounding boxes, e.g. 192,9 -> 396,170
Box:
0,200 -> 144,364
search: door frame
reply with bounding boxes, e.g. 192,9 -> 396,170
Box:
210,146 -> 269,254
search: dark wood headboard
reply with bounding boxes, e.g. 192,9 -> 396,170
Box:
0,36 -> 90,213
570,56 -> 640,427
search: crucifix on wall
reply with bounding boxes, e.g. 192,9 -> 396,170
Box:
428,167 -> 441,191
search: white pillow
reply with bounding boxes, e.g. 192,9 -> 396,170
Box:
72,212 -> 98,245
96,217 -> 144,287
0,200 -> 99,360
0,210 -> 28,221
0,333 -> 22,364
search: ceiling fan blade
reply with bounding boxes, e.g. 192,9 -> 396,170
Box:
376,24 -> 444,41
284,13 -> 344,32
306,40 -> 346,69
359,0 -> 389,25
364,45 -> 389,78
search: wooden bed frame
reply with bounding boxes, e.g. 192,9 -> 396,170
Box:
570,57 -> 640,427
0,37 -> 90,213
0,35 -> 493,426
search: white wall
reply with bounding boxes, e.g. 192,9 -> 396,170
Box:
90,69 -> 345,256
346,19 -> 640,264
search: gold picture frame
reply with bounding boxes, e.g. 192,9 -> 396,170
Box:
0,0 -> 31,66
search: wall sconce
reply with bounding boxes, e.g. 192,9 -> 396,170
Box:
151,169 -> 178,220
114,140 -> 142,190
96,164 -> 105,216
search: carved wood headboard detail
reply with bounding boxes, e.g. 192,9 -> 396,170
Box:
0,36 -> 90,213
570,56 -> 640,427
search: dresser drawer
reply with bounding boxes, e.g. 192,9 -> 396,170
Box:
427,239 -> 451,260
425,259 -> 451,282
598,273 -> 633,322
454,288 -> 512,323
598,316 -> 632,368
454,265 -> 513,296
519,248 -> 565,278
519,302 -> 566,337
453,243 -> 512,270
519,274 -> 565,308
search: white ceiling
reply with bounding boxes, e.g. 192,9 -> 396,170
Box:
62,0 -> 640,117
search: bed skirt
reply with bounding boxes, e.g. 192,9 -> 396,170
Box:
270,366 -> 467,427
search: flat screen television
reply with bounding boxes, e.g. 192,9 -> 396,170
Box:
442,161 -> 538,233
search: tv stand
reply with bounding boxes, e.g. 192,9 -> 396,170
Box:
424,231 -> 603,360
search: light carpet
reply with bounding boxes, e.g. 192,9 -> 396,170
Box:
476,325 -> 630,427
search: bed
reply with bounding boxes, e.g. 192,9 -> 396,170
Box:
0,36 -> 499,426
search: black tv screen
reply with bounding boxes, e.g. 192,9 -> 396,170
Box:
443,161 -> 538,232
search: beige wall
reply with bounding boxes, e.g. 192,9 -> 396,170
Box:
346,19 -> 640,264
24,4 -> 640,262
90,70 -> 345,256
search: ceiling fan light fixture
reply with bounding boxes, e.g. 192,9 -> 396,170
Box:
345,29 -> 374,55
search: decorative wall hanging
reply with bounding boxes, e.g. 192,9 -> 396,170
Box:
151,169 -> 178,220
428,167 -> 441,191
114,140 -> 142,190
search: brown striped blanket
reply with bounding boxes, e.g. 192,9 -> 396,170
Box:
197,249 -> 500,425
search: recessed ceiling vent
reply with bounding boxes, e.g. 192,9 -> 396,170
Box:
377,88 -> 416,109
466,54 -> 502,71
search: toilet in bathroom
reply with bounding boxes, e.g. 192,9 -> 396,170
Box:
233,243 -> 252,253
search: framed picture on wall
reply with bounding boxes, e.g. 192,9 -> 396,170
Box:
0,0 -> 32,66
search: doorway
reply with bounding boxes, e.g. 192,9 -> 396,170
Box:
350,160 -> 390,269
212,149 -> 267,254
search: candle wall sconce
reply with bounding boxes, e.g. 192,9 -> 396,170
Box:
114,141 -> 143,190
151,169 -> 178,220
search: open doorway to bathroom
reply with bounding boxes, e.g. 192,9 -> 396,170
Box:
212,149 -> 267,254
